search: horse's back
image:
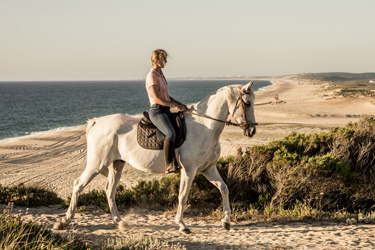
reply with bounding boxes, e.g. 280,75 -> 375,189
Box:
94,113 -> 139,125
87,114 -> 139,141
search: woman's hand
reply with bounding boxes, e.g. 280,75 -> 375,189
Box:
175,103 -> 187,111
169,96 -> 188,111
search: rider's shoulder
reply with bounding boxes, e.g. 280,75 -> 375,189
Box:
150,68 -> 162,77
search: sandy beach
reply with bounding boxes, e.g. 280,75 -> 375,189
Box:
1,76 -> 375,249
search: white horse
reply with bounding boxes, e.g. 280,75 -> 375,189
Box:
54,82 -> 257,233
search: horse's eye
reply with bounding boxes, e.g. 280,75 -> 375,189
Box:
242,96 -> 251,107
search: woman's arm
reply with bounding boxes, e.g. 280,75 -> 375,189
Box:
170,96 -> 188,110
149,85 -> 186,111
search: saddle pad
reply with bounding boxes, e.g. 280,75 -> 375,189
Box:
137,112 -> 186,150
137,123 -> 163,150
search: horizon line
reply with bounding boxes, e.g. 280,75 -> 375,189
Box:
1,71 -> 374,82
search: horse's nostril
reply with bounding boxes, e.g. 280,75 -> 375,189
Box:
251,127 -> 257,137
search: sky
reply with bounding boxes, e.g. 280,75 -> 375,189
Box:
1,0 -> 374,81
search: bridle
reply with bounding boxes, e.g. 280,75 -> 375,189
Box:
185,88 -> 258,128
231,90 -> 256,129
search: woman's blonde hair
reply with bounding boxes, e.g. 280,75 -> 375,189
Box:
151,49 -> 168,66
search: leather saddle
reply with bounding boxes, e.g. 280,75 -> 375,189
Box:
137,111 -> 187,150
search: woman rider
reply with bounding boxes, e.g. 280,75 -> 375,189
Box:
145,49 -> 188,174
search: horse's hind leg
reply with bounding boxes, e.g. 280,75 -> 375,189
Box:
175,168 -> 197,234
54,164 -> 101,230
105,160 -> 128,230
201,165 -> 231,230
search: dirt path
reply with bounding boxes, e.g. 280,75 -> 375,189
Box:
3,204 -> 375,250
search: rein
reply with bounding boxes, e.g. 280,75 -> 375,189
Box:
184,110 -> 248,127
184,89 -> 258,127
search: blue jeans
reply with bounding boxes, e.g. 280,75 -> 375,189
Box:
149,104 -> 176,142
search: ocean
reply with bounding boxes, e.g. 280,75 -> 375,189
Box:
0,79 -> 272,141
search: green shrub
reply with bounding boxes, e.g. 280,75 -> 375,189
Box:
216,116 -> 375,212
0,183 -> 63,207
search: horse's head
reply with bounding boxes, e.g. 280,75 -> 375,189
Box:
229,81 -> 257,137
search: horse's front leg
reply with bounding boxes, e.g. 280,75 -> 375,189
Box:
201,165 -> 231,230
175,168 -> 197,234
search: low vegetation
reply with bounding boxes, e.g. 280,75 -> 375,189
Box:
0,183 -> 63,207
329,81 -> 375,98
296,72 -> 375,82
217,116 -> 375,214
295,72 -> 375,98
1,205 -> 88,250
1,116 -> 375,248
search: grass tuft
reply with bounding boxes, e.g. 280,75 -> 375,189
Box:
0,207 -> 89,249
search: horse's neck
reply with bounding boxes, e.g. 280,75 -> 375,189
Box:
193,91 -> 230,135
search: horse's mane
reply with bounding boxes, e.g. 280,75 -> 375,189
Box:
213,84 -> 254,104
194,84 -> 254,113
216,85 -> 241,103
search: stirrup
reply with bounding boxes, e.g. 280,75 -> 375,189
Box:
165,161 -> 180,174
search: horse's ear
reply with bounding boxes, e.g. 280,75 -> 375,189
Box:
241,81 -> 254,93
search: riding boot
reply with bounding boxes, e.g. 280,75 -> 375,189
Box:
171,147 -> 181,171
163,138 -> 180,174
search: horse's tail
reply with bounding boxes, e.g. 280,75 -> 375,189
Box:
86,118 -> 97,140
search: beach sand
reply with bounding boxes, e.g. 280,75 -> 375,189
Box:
1,76 -> 375,249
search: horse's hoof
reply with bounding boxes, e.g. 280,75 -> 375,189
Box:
53,220 -> 68,230
179,228 -> 192,234
118,221 -> 129,230
222,222 -> 230,230
52,222 -> 62,230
